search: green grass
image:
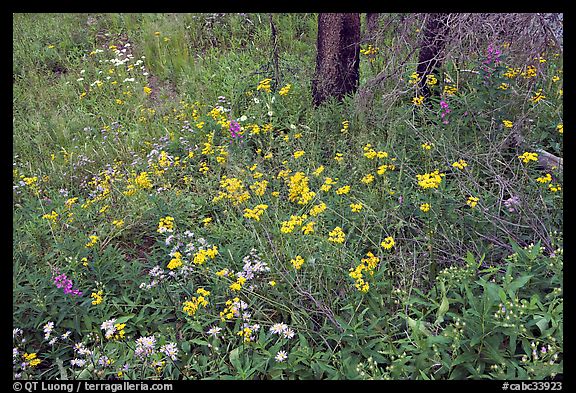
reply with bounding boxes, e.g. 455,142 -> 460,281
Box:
13,13 -> 562,380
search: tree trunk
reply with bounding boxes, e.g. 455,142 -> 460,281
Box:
312,13 -> 361,106
416,13 -> 449,98
365,13 -> 379,37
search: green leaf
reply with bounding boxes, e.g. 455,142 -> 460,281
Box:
190,338 -> 210,346
480,280 -> 502,304
230,347 -> 242,371
498,288 -> 507,304
115,314 -> 135,324
535,317 -> 550,334
435,292 -> 450,324
407,316 -> 432,337
452,352 -> 476,367
56,358 -> 68,380
507,275 -> 533,296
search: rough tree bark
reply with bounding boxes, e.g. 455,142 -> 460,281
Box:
416,13 -> 450,99
312,13 -> 361,106
365,13 -> 380,38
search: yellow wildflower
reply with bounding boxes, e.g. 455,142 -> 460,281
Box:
350,203 -> 363,213
381,236 -> 395,250
466,196 -> 479,208
290,255 -> 305,270
328,226 -> 346,244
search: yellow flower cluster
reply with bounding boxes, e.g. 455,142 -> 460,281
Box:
257,78 -> 272,93
522,65 -> 537,78
85,235 -> 99,248
91,290 -> 104,305
293,150 -> 305,159
313,165 -> 325,176
412,95 -> 425,106
340,120 -> 350,133
157,216 -> 175,233
328,226 -> 345,244
237,326 -> 253,343
158,151 -> 172,167
502,120 -> 513,128
421,142 -> 433,151
531,89 -> 546,103
42,210 -> 58,223
350,203 -> 363,213
287,172 -> 315,205
518,152 -> 538,163
320,177 -> 337,192
443,85 -> 458,96
112,219 -> 124,228
279,84 -> 291,96
363,144 -> 388,160
229,275 -> 247,291
420,203 -> 431,212
349,251 -> 380,293
426,74 -> 438,86
466,196 -> 479,208
213,176 -> 251,205
199,162 -> 209,174
243,204 -> 269,221
557,123 -> 563,134
167,251 -> 183,270
360,44 -> 378,57
381,236 -> 395,250
182,288 -> 210,317
220,297 -> 241,321
334,153 -> 344,162
377,164 -> 394,175
290,255 -> 305,270
536,173 -> 552,184
361,174 -> 375,184
504,67 -> 521,79
408,72 -> 420,85
109,323 -> 126,340
416,170 -> 445,189
336,185 -> 351,195
301,221 -> 316,235
65,197 -> 78,208
309,202 -> 327,217
280,214 -> 308,233
23,353 -> 41,367
452,159 -> 468,170
548,183 -> 561,193
193,246 -> 219,265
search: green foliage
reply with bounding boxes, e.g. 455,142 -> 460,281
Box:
13,13 -> 562,380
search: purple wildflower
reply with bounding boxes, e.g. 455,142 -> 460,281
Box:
53,272 -> 83,296
440,100 -> 451,124
229,120 -> 243,142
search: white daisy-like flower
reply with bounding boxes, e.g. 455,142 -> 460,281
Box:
100,319 -> 117,339
207,326 -> 222,337
275,350 -> 288,362
160,343 -> 179,361
270,323 -> 288,335
13,328 -> 23,339
43,321 -> 55,339
282,328 -> 295,339
70,358 -> 87,367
